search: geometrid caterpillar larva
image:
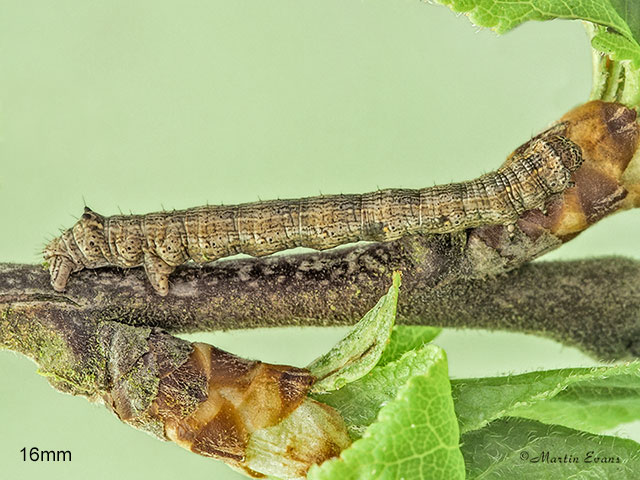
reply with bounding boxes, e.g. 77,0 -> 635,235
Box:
44,122 -> 582,295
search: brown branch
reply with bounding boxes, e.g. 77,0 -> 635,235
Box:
2,256 -> 640,361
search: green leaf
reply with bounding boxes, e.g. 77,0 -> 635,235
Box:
586,2 -> 640,103
377,325 -> 442,366
435,0 -> 640,105
314,344 -> 444,439
434,0 -> 633,39
307,272 -> 400,393
461,417 -> 640,479
452,361 -> 640,435
513,380 -> 640,433
592,30 -> 640,67
609,0 -> 640,43
308,345 -> 465,480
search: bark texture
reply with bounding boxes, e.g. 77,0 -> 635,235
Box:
2,256 -> 639,360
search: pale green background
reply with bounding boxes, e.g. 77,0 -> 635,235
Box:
0,1 -> 638,479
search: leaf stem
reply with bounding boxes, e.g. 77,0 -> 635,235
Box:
587,23 -> 640,107
621,62 -> 640,107
603,59 -> 624,102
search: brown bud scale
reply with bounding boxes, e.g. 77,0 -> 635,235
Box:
138,343 -> 318,476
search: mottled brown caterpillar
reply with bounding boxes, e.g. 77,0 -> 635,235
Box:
44,122 -> 582,295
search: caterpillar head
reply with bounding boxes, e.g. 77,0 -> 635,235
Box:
553,135 -> 583,172
525,134 -> 582,194
44,207 -> 109,292
533,123 -> 583,173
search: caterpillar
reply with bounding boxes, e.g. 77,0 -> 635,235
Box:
44,122 -> 582,295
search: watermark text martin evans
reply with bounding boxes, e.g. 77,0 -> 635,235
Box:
519,450 -> 622,464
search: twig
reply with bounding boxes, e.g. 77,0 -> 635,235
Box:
2,256 -> 639,361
